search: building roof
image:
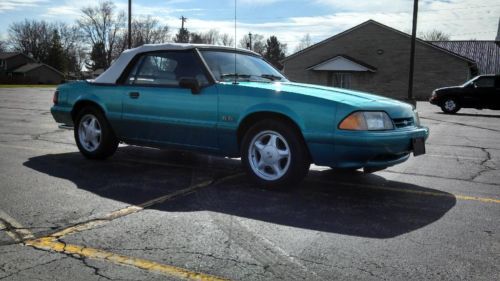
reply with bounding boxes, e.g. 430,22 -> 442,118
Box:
94,43 -> 257,84
283,20 -> 476,65
12,63 -> 64,76
306,55 -> 377,72
430,41 -> 500,74
0,52 -> 36,62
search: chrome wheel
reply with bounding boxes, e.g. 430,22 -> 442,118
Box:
78,114 -> 101,152
444,99 -> 457,111
248,130 -> 291,181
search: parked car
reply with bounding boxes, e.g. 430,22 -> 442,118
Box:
51,43 -> 429,187
429,74 -> 500,114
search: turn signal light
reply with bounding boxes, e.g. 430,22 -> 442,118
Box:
339,112 -> 366,130
339,111 -> 394,131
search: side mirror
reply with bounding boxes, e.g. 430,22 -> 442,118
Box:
179,77 -> 201,94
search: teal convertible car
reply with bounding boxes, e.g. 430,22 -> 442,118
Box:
51,43 -> 429,186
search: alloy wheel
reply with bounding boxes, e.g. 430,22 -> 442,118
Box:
248,130 -> 291,181
78,114 -> 102,152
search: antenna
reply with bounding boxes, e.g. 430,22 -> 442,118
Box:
233,0 -> 237,84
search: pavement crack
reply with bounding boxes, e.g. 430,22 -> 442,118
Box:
212,216 -> 319,280
470,147 -> 495,181
0,106 -> 47,112
81,258 -> 112,280
382,169 -> 500,187
31,129 -> 66,142
420,117 -> 500,133
173,250 -> 262,268
0,256 -> 67,280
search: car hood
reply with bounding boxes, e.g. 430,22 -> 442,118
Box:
435,86 -> 462,92
238,81 -> 412,108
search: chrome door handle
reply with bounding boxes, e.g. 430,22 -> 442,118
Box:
129,92 -> 140,99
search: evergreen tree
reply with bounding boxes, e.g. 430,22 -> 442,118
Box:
86,42 -> 107,71
264,36 -> 287,70
174,28 -> 190,43
189,32 -> 204,43
47,29 -> 66,72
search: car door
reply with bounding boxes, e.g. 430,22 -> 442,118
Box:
472,76 -> 496,108
120,50 -> 219,150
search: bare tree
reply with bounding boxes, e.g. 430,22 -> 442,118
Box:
419,29 -> 450,41
132,16 -> 169,45
219,33 -> 234,46
78,1 -> 125,68
116,16 -> 170,53
239,33 -> 265,55
0,40 -> 6,52
294,33 -> 312,53
199,29 -> 233,46
201,29 -> 219,45
8,19 -> 53,62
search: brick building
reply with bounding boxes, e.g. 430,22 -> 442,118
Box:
282,20 -> 477,100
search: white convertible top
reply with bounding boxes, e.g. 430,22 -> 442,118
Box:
94,43 -> 257,84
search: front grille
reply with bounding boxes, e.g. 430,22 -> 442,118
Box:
393,117 -> 414,128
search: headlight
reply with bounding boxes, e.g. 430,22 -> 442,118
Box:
339,111 -> 394,130
413,110 -> 420,126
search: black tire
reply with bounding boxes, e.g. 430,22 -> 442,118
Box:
440,97 -> 461,114
330,167 -> 361,173
241,119 -> 310,188
363,167 -> 387,173
74,106 -> 118,159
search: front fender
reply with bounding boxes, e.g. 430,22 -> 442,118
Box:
238,103 -> 305,130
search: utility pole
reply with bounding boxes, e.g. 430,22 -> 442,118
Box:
128,0 -> 132,49
407,0 -> 418,106
180,16 -> 187,30
248,32 -> 252,50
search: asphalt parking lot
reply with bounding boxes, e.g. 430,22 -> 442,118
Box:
0,87 -> 499,280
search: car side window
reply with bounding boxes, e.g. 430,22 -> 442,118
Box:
475,77 -> 494,88
125,51 -> 209,87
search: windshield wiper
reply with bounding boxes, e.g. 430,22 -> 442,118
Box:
260,74 -> 282,81
220,73 -> 251,80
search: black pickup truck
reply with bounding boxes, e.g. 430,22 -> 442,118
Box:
429,75 -> 500,114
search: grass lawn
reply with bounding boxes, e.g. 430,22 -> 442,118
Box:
0,84 -> 58,88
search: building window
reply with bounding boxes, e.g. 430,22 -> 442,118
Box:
330,72 -> 351,88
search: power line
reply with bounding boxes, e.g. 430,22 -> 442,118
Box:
180,16 -> 187,29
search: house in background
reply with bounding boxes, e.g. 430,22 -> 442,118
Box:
282,20 -> 477,100
0,52 -> 64,84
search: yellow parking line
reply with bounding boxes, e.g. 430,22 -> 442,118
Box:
139,179 -> 213,208
49,181 -> 215,240
49,175 -> 244,240
25,237 -> 229,281
307,179 -> 500,204
1,175 -> 241,281
0,210 -> 34,242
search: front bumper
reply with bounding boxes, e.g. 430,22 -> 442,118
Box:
307,126 -> 429,168
429,95 -> 439,105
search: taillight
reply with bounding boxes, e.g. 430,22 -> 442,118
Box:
53,90 -> 59,104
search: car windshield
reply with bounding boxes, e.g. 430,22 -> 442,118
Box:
200,50 -> 288,83
461,76 -> 479,87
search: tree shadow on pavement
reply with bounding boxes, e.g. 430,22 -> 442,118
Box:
24,146 -> 456,239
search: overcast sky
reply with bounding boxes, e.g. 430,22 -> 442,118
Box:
0,0 -> 498,52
